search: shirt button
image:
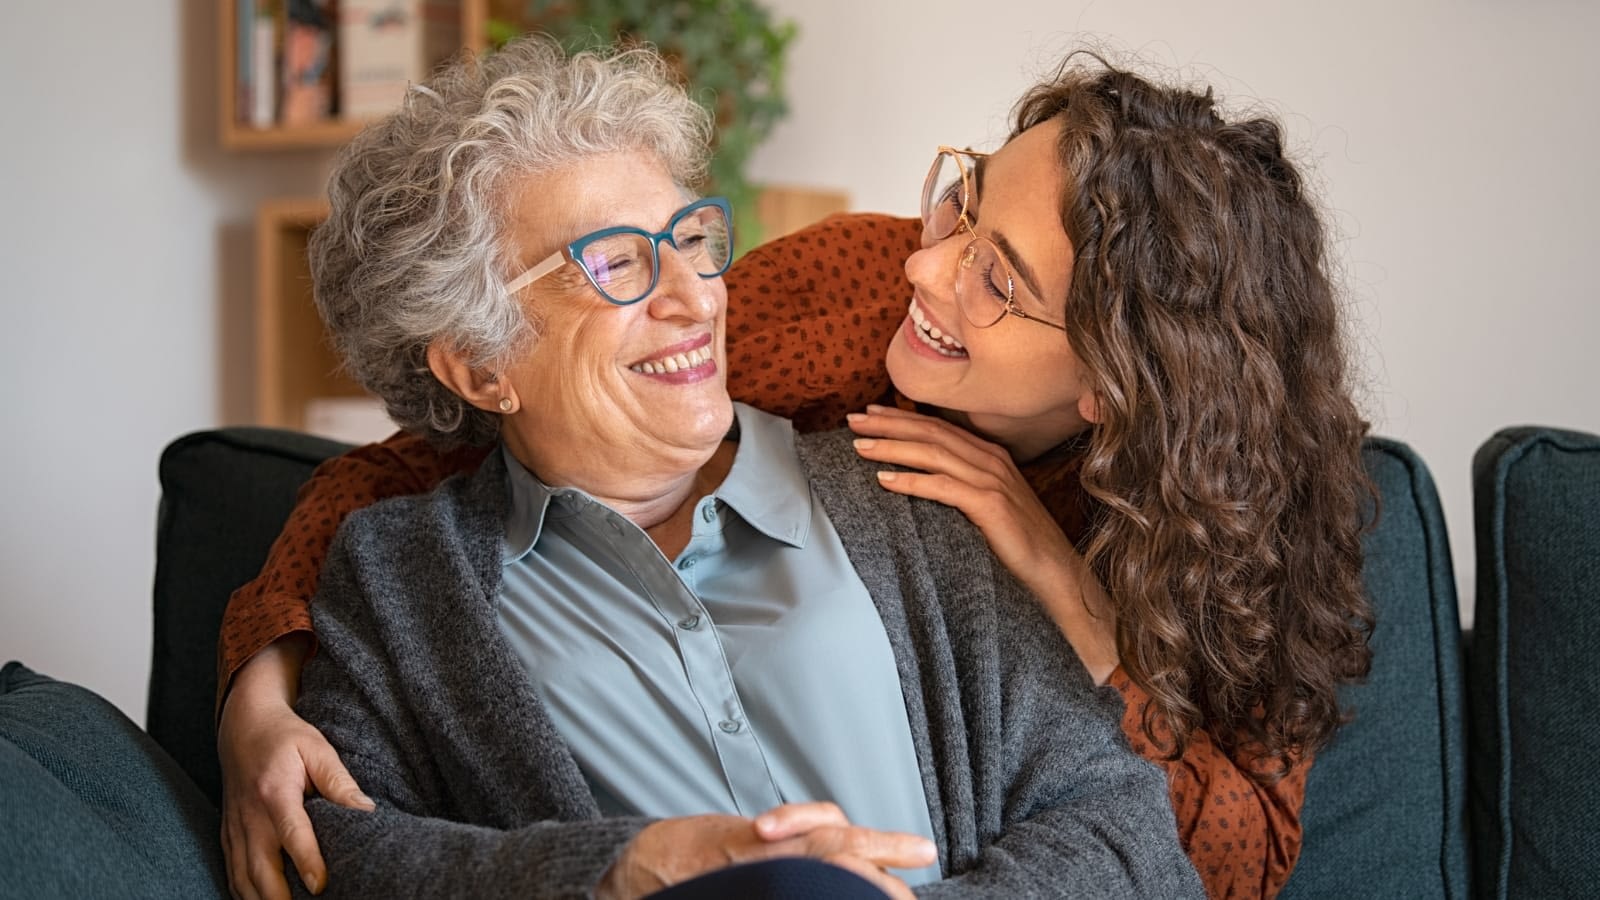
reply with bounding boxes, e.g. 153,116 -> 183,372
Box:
678,556 -> 697,570
701,504 -> 717,523
678,615 -> 701,631
718,719 -> 742,734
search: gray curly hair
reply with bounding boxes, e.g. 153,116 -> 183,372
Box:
309,34 -> 714,447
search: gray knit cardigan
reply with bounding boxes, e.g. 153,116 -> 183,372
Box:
295,429 -> 1203,899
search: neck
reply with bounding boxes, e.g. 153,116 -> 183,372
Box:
505,433 -> 738,561
937,407 -> 1081,465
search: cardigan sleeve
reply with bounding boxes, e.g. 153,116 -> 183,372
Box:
722,212 -> 915,431
291,523 -> 650,900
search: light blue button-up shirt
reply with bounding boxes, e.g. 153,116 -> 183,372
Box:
495,403 -> 938,884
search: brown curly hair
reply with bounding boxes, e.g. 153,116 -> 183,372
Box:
1014,56 -> 1375,777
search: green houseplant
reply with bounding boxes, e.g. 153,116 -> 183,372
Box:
490,0 -> 798,253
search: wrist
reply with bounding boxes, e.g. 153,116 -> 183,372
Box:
1030,555 -> 1120,684
229,634 -> 312,711
595,839 -> 644,900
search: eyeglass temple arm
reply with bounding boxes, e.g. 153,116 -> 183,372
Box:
505,250 -> 567,294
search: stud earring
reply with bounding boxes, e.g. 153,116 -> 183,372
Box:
498,397 -> 513,412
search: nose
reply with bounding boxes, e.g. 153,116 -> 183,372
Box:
904,234 -> 963,311
646,240 -> 722,322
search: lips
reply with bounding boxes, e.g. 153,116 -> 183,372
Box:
628,333 -> 716,375
908,297 -> 969,356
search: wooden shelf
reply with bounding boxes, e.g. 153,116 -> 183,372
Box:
255,187 -> 849,435
254,198 -> 365,430
219,1 -> 493,152
223,118 -> 370,152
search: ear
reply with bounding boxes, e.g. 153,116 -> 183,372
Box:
426,341 -> 516,414
1077,388 -> 1103,426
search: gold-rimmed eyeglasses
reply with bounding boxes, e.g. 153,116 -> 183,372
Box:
922,147 -> 1067,333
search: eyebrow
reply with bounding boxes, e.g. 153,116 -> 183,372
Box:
969,156 -> 1048,302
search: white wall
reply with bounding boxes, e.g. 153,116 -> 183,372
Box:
0,0 -> 1594,724
0,0 -> 333,724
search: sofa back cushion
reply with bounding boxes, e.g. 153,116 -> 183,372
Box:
1470,426 -> 1600,900
1281,438 -> 1469,899
149,427 -> 351,807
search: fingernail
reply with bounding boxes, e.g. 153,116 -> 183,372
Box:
877,471 -> 898,483
866,404 -> 885,413
846,412 -> 865,423
853,438 -> 876,450
754,815 -> 773,831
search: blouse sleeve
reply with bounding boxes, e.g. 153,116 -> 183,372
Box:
214,431 -> 488,708
1109,668 -> 1309,899
724,212 -> 920,433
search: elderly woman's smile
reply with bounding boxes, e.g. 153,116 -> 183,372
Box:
627,333 -> 716,379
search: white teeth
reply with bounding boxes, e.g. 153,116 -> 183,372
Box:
630,345 -> 712,374
907,298 -> 967,356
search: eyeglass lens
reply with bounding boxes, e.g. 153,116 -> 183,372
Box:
580,204 -> 732,304
922,152 -> 968,242
954,238 -> 1012,328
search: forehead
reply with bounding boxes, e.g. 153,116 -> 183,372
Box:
977,119 -> 1064,210
504,151 -> 685,265
975,120 -> 1073,299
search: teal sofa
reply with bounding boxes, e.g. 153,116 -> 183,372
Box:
2,424 -> 1595,898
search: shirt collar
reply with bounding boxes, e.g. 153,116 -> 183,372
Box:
500,402 -> 811,564
715,403 -> 812,549
501,445 -> 557,564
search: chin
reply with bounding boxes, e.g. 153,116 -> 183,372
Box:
682,396 -> 735,443
885,338 -> 938,406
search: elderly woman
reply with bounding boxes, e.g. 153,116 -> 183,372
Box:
276,35 -> 1196,900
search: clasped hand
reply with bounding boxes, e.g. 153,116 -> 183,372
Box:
599,802 -> 935,900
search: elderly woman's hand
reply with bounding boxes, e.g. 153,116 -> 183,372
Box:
597,803 -> 932,900
848,405 -> 1119,684
217,637 -> 374,900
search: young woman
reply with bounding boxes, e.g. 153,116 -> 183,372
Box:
217,54 -> 1371,900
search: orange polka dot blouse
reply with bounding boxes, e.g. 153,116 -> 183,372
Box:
217,213 -> 1306,899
